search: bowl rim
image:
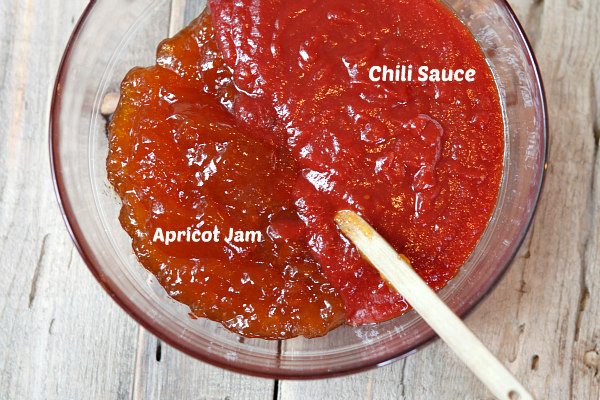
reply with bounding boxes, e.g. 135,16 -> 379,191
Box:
49,0 -> 549,380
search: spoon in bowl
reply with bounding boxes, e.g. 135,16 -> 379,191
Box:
334,210 -> 534,400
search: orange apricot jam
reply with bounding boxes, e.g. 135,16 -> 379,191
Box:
107,0 -> 503,339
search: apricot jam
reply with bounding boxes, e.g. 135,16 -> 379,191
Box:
108,0 -> 503,338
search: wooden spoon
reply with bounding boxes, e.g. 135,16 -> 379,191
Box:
335,210 -> 534,400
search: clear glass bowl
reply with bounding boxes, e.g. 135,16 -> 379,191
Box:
50,0 -> 547,378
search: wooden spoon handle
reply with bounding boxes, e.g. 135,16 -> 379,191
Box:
335,210 -> 533,400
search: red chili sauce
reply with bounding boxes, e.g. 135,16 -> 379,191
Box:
107,0 -> 503,339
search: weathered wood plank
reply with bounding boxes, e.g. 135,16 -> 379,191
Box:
132,329 -> 275,400
0,1 -> 139,400
129,3 -> 278,399
502,0 -> 600,398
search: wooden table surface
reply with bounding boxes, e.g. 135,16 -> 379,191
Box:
1,0 -> 599,399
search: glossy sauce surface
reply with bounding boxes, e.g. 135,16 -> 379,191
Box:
108,0 -> 503,338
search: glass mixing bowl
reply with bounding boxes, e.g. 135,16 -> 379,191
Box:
50,0 -> 547,378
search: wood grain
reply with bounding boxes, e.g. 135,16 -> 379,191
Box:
0,1 -> 139,400
132,330 -> 274,400
0,0 -> 598,399
118,2 -> 277,399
